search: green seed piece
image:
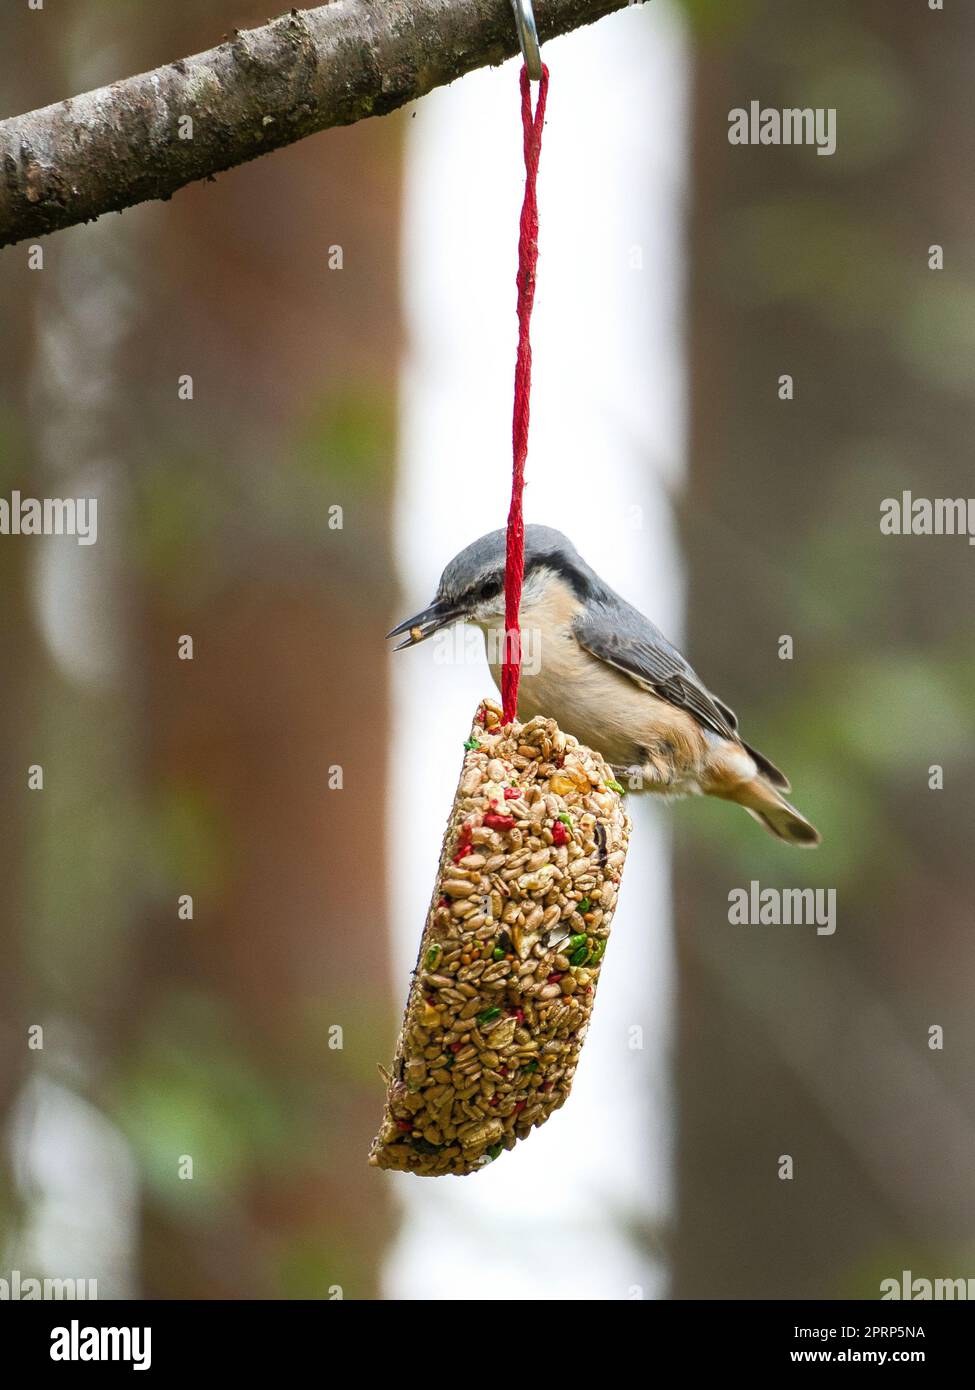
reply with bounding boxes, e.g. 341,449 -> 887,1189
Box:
570,944 -> 591,967
411,1137 -> 442,1155
557,812 -> 573,827
606,778 -> 625,794
463,737 -> 480,751
589,939 -> 607,965
578,897 -> 591,913
487,1143 -> 504,1161
477,1006 -> 502,1025
492,947 -> 505,961
425,945 -> 442,969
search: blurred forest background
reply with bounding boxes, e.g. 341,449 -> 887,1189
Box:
1,0 -> 973,1299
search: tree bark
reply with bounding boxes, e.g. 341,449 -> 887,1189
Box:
0,0 -> 633,249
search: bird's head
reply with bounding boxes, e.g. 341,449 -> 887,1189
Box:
387,524 -> 594,648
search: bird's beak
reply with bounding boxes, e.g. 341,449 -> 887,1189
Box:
386,598 -> 466,650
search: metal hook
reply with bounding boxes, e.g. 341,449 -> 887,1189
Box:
510,0 -> 543,82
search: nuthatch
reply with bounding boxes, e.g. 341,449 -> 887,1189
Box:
389,524 -> 820,847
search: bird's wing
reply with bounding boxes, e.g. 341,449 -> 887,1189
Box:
573,601 -> 740,742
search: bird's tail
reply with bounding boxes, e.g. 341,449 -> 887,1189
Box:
732,776 -> 821,848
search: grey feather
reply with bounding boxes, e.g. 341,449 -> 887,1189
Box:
573,599 -> 741,742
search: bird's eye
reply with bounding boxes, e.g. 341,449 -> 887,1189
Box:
477,578 -> 502,602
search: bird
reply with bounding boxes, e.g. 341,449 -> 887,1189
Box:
388,524 -> 820,847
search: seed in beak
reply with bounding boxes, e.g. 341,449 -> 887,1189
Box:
410,625 -> 423,643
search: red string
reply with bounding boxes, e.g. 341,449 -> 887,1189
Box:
501,62 -> 549,726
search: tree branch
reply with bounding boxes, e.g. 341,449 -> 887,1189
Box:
0,0 -> 635,249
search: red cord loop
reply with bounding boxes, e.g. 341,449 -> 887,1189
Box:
501,63 -> 549,725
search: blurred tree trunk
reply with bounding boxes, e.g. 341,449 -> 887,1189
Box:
0,2 -> 53,1246
1,0 -> 403,1298
676,0 -> 975,1297
132,1 -> 404,1299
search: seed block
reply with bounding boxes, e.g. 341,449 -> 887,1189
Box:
369,698 -> 631,1176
